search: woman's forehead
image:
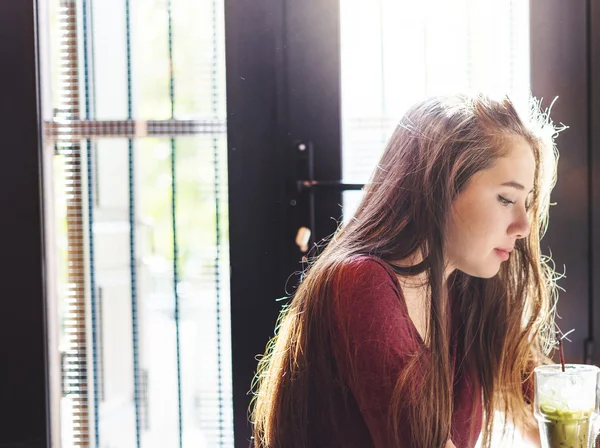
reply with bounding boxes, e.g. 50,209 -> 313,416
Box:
486,138 -> 535,188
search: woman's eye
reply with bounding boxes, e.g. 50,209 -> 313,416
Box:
498,195 -> 515,206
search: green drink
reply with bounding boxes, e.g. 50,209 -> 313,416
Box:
538,403 -> 592,447
534,364 -> 600,448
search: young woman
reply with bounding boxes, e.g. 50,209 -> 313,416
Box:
251,94 -> 559,447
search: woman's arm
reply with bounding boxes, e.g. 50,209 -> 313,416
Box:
521,414 -> 541,448
522,426 -> 542,447
445,440 -> 457,448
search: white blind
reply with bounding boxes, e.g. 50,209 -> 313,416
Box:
340,0 -> 530,219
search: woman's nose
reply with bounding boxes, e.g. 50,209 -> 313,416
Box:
510,209 -> 531,239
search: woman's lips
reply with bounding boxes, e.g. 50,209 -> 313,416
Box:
494,248 -> 510,261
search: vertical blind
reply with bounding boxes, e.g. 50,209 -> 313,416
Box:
45,0 -> 232,446
340,0 -> 530,221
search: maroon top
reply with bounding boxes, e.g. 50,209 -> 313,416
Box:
314,255 -> 483,447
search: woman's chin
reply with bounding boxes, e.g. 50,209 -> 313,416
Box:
458,262 -> 501,279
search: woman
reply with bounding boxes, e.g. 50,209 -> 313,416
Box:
251,93 -> 559,447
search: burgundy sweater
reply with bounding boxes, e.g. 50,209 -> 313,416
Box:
310,255 -> 483,447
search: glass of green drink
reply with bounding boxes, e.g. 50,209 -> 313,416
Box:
534,364 -> 600,448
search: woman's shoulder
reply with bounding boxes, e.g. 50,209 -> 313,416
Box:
339,254 -> 398,283
330,255 -> 423,356
333,254 -> 402,303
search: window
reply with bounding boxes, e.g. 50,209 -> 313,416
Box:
340,0 -> 530,220
43,0 -> 232,446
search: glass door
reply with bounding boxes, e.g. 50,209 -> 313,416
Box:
41,0 -> 233,446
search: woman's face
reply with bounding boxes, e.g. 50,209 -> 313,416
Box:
445,136 -> 535,278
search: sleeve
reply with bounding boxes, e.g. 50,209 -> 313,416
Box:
330,257 -> 425,448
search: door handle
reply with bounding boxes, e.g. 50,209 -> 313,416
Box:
295,226 -> 311,253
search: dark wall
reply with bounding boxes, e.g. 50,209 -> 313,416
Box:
0,1 -> 50,446
591,0 -> 600,367
225,0 -> 342,445
530,0 -> 595,363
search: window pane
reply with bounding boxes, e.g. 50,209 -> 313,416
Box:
340,0 -> 530,221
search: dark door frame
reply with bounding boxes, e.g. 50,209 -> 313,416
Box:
0,0 -> 50,447
225,0 -> 342,445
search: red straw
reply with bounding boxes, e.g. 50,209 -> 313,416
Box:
558,335 -> 566,372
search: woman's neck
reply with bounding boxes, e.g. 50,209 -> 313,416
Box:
394,253 -> 453,346
394,249 -> 456,283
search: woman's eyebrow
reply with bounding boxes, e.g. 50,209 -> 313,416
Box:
501,180 -> 533,193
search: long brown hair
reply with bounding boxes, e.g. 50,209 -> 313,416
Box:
251,94 -> 560,447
